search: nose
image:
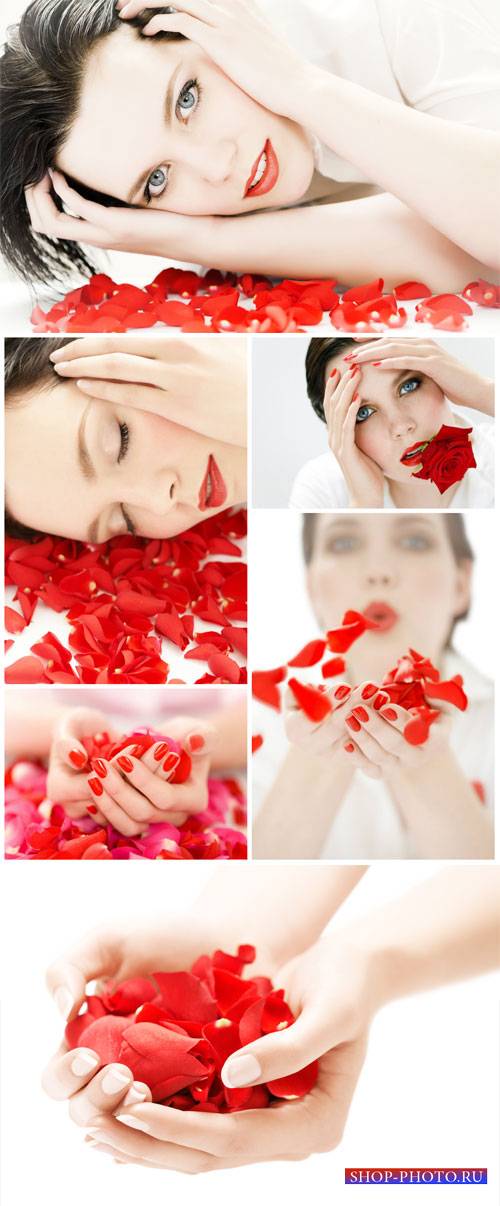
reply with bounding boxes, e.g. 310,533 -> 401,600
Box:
127,469 -> 179,516
184,138 -> 237,184
389,409 -> 417,440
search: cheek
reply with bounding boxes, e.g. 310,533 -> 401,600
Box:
355,420 -> 386,465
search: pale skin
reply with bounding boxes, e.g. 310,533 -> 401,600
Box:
24,0 -> 500,289
5,337 -> 246,542
253,513 -> 493,860
41,865 -> 500,1171
322,338 -> 494,508
6,697 -> 246,836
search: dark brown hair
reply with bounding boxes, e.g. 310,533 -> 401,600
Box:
305,337 -> 358,421
5,336 -> 74,540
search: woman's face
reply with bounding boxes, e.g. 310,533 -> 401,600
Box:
325,354 -> 454,484
306,514 -> 471,679
5,380 -> 246,542
57,25 -> 314,215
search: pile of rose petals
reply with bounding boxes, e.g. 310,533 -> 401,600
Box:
30,269 -> 500,335
64,945 -> 317,1108
5,732 -> 247,861
5,509 -> 247,684
252,613 -> 468,747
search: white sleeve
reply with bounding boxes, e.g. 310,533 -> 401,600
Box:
289,456 -> 347,509
377,0 -> 500,129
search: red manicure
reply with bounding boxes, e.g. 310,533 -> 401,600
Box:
349,365 -> 359,375
334,685 -> 351,701
88,777 -> 103,797
344,742 -> 356,753
353,392 -> 359,402
153,742 -> 170,761
371,361 -> 381,366
69,749 -> 87,769
87,804 -> 98,816
329,368 -> 339,379
131,744 -> 145,757
361,683 -> 377,699
352,706 -> 369,723
91,759 -> 107,779
117,756 -> 134,773
188,734 -> 205,752
163,752 -> 180,775
346,714 -> 361,732
343,353 -> 355,361
373,692 -> 389,711
381,707 -> 398,722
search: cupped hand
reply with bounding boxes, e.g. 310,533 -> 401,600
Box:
25,170 -> 196,257
284,679 -> 357,762
47,707 -> 117,824
118,0 -> 309,122
349,339 -> 494,416
83,929 -> 372,1169
341,684 -> 453,779
85,717 -> 216,836
324,366 -> 385,507
50,336 -> 247,447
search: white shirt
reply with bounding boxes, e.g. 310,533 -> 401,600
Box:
289,415 -> 495,510
260,0 -> 500,189
252,651 -> 493,859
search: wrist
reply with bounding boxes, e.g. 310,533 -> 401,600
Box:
292,62 -> 339,130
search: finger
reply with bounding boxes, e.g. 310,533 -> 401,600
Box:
342,738 -> 382,778
49,337 -> 164,364
49,168 -> 111,224
42,1047 -> 102,1101
86,1116 -> 220,1173
221,1007 -> 343,1090
73,379 -> 177,413
339,398 -> 359,453
143,12 -> 214,41
46,932 -> 122,1020
119,0 -> 218,25
54,736 -> 91,773
107,751 -> 182,811
67,1064 -> 135,1127
332,368 -> 360,445
52,352 -> 161,385
347,702 -> 412,757
344,716 -> 398,771
87,766 -> 150,833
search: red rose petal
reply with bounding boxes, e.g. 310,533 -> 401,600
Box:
252,667 -> 287,710
288,678 -> 333,722
321,656 -> 346,678
288,638 -> 327,668
252,734 -> 264,754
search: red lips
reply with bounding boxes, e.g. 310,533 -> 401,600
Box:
244,139 -> 279,199
198,455 -> 227,511
363,601 -> 399,632
400,439 -> 430,465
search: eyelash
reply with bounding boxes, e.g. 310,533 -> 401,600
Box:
117,422 -> 135,534
324,532 -> 433,554
144,77 -> 202,204
355,376 -> 422,424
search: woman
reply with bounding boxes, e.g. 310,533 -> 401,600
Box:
5,335 -> 247,542
252,512 -> 494,860
290,337 -> 495,508
1,0 -> 500,290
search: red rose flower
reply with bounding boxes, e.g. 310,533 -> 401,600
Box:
403,424 -> 476,494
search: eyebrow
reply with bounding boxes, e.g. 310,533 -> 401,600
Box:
126,66 -> 178,205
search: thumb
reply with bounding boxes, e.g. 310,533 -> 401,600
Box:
221,1006 -> 334,1089
166,716 -> 217,760
46,930 -> 121,1022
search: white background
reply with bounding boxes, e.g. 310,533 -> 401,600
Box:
1,861 -> 499,1206
252,338 -> 496,507
249,511 -> 495,677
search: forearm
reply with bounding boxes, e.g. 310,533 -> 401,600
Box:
360,868 -> 500,1012
205,195 -> 484,291
209,700 -> 247,770
298,67 -> 500,270
253,744 -> 354,859
5,701 -> 67,761
459,375 -> 495,417
386,746 -> 493,859
195,863 -> 367,968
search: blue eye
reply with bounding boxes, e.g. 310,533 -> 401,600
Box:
355,404 -> 375,424
145,165 -> 169,202
177,79 -> 199,117
399,376 -> 421,396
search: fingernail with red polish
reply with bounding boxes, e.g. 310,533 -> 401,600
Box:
153,742 -> 170,761
373,692 -> 389,711
163,752 -> 180,775
344,742 -> 355,753
352,706 -> 369,723
188,734 -> 205,752
353,392 -> 359,402
349,365 -> 359,375
69,749 -> 87,769
335,685 -> 351,701
343,353 -> 355,361
131,745 -> 144,758
381,707 -> 398,722
117,756 -> 134,773
87,804 -> 98,816
346,714 -> 361,732
91,759 -> 107,779
371,361 -> 381,366
361,683 -> 378,699
329,368 -> 339,379
88,778 -> 103,797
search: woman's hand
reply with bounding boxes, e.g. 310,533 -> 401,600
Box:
46,706 -> 116,824
50,336 -> 247,447
25,170 -> 207,259
324,366 -> 385,507
118,0 -> 309,121
81,928 -> 372,1169
284,679 -> 357,762
341,685 -> 452,780
84,718 -> 216,836
349,339 -> 495,417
